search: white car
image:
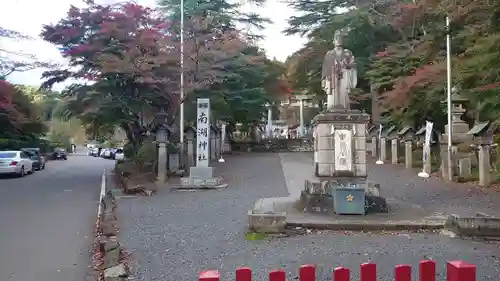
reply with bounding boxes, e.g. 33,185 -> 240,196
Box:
114,148 -> 124,161
0,150 -> 34,177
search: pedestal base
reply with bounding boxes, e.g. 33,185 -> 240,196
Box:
300,178 -> 387,215
189,166 -> 214,178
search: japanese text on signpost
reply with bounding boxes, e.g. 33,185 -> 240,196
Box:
196,98 -> 210,167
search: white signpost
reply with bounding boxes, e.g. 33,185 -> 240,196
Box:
418,120 -> 434,178
218,123 -> 226,163
196,98 -> 210,168
375,124 -> 384,164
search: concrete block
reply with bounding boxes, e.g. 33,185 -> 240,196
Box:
316,150 -> 334,164
445,214 -> 500,237
247,210 -> 286,233
180,177 -> 221,187
189,166 -> 214,178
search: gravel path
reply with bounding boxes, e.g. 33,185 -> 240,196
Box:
117,153 -> 500,281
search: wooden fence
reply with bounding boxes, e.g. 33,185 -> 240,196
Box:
198,260 -> 475,281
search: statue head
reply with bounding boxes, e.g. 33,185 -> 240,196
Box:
333,30 -> 343,48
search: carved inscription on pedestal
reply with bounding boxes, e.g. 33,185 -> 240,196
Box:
334,129 -> 352,171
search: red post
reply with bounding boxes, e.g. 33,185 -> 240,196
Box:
199,270 -> 220,281
333,267 -> 350,281
394,265 -> 411,281
269,269 -> 286,281
446,261 -> 476,281
236,267 -> 252,281
419,260 -> 436,281
360,263 -> 376,281
299,264 -> 315,281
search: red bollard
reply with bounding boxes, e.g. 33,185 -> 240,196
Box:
360,263 -> 377,281
236,267 -> 252,281
394,265 -> 411,281
333,267 -> 350,281
299,264 -> 315,281
446,261 -> 476,281
269,269 -> 286,281
419,260 -> 436,281
199,270 -> 220,281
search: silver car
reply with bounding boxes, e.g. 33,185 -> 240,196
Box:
0,150 -> 34,177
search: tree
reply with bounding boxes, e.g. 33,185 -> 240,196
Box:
40,2 -> 182,149
0,27 -> 56,79
285,0 -> 500,128
0,80 -> 47,140
160,0 -> 288,133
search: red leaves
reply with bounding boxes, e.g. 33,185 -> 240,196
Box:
390,3 -> 422,28
375,50 -> 389,58
476,83 -> 500,91
381,63 -> 446,109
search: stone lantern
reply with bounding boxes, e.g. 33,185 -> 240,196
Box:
153,110 -> 169,183
442,87 -> 471,143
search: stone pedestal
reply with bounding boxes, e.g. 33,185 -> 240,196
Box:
391,138 -> 398,164
307,108 -> 386,215
313,108 -> 368,178
405,141 -> 413,169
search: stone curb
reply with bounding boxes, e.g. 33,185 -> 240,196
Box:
444,213 -> 500,238
285,219 -> 446,232
93,172 -> 129,281
170,183 -> 229,191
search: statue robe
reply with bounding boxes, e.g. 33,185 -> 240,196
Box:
321,48 -> 358,109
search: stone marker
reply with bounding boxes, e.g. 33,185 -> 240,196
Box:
180,98 -> 222,188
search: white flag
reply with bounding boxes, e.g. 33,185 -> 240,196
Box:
422,121 -> 434,165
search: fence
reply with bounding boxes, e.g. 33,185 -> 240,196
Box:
198,260 -> 475,281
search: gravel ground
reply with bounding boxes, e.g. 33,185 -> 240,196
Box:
117,153 -> 500,281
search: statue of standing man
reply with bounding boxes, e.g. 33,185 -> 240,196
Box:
321,30 -> 358,110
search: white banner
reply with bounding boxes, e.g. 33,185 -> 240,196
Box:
221,123 -> 226,150
422,120 -> 434,165
378,124 -> 383,142
196,98 -> 210,167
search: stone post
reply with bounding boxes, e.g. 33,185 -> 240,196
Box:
157,142 -> 167,183
380,137 -> 387,162
299,98 -> 304,137
371,136 -> 377,157
478,145 -> 491,186
215,127 -> 221,159
405,141 -> 413,169
186,132 -> 195,168
391,138 -> 399,164
422,150 -> 431,175
210,126 -> 216,161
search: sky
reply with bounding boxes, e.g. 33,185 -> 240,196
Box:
0,0 -> 307,89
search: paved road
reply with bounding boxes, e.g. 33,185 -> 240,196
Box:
0,156 -> 115,281
117,153 -> 500,281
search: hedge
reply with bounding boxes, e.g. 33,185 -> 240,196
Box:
0,138 -> 60,154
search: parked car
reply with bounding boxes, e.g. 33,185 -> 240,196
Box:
101,148 -> 114,159
89,147 -> 100,157
0,150 -> 34,177
21,148 -> 46,170
52,148 -> 67,160
114,148 -> 124,160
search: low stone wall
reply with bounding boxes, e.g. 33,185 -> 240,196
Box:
232,139 -> 313,152
93,179 -> 129,281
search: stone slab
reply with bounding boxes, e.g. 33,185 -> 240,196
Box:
189,166 -> 214,178
445,214 -> 500,237
247,210 -> 286,233
174,177 -> 227,190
